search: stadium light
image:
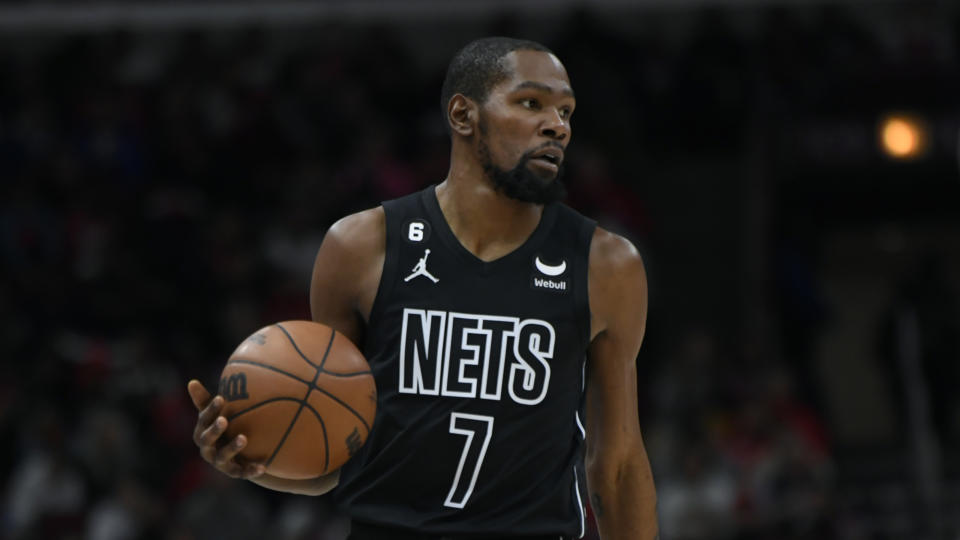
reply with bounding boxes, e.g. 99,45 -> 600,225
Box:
879,114 -> 928,160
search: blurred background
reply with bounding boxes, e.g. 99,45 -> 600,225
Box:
1,0 -> 958,539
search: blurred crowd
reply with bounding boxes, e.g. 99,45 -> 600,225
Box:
1,4 -> 958,540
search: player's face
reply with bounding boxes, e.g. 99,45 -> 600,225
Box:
476,50 -> 575,203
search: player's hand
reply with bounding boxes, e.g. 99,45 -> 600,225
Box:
187,379 -> 266,479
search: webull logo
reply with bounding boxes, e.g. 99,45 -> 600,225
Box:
532,276 -> 567,292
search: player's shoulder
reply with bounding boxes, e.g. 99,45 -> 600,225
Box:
588,226 -> 645,277
587,227 -> 648,337
316,207 -> 386,273
326,186 -> 428,242
325,206 -> 386,247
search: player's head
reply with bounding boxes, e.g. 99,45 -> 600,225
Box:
442,37 -> 575,204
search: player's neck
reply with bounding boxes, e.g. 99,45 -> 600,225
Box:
435,175 -> 543,263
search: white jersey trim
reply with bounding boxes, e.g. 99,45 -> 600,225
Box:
574,466 -> 586,538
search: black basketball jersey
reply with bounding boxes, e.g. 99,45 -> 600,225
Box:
333,185 -> 596,537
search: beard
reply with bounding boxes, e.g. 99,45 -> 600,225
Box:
477,125 -> 567,205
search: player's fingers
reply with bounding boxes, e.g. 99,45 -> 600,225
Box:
200,445 -> 217,465
197,415 -> 227,449
240,462 -> 267,479
212,456 -> 245,478
192,397 -> 223,444
198,396 -> 224,426
214,437 -> 265,479
187,379 -> 212,411
214,434 -> 248,468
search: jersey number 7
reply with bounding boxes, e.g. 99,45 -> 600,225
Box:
443,413 -> 494,509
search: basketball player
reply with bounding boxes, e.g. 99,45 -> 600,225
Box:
188,37 -> 658,539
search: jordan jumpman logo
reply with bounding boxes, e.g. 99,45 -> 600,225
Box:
404,249 -> 439,283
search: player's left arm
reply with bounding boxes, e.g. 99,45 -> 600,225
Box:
584,228 -> 658,540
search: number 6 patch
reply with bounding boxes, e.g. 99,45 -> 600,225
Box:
404,219 -> 431,243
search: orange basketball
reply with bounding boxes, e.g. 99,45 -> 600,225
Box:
217,321 -> 376,479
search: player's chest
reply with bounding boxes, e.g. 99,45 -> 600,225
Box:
392,241 -> 577,306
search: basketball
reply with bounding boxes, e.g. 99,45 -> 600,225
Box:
217,321 -> 377,479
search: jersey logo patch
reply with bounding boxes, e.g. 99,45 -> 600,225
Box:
535,256 -> 567,276
404,219 -> 431,243
531,276 -> 568,292
404,248 -> 439,284
532,255 -> 569,293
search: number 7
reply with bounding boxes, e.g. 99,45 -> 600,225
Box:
443,413 -> 494,509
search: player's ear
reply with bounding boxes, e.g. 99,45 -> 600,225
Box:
447,94 -> 476,137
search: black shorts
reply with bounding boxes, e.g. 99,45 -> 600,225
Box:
348,521 -> 572,540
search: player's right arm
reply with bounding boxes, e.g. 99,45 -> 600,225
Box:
187,207 -> 385,497
308,207 -> 386,345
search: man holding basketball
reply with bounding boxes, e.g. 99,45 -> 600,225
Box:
189,37 -> 658,540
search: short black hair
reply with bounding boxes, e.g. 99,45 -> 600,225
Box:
440,37 -> 553,132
